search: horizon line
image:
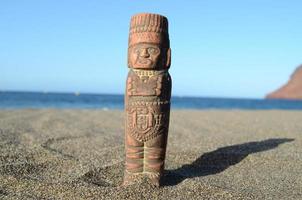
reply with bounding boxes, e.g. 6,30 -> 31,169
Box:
0,89 -> 268,100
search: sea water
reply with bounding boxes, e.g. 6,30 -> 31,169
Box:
1,91 -> 302,110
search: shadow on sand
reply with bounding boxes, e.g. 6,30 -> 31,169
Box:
162,138 -> 294,186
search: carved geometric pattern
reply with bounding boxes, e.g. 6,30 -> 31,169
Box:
126,101 -> 169,142
132,69 -> 157,78
127,69 -> 168,97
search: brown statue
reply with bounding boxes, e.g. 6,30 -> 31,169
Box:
123,13 -> 171,186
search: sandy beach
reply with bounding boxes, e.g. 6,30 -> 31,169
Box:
0,109 -> 301,199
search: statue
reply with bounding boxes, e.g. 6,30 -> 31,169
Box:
123,13 -> 172,186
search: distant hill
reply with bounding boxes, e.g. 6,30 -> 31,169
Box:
266,65 -> 302,99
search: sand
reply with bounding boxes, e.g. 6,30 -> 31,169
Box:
0,109 -> 301,199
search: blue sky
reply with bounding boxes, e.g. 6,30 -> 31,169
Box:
1,0 -> 301,98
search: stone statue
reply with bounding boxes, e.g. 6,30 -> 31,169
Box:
123,13 -> 171,186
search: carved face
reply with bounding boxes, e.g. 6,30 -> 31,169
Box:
129,43 -> 161,69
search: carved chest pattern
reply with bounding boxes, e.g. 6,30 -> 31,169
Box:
126,101 -> 169,142
126,68 -> 171,142
127,69 -> 168,97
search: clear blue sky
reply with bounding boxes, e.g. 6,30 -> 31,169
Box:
1,0 -> 301,98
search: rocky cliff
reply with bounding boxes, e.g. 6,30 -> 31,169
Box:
266,65 -> 302,99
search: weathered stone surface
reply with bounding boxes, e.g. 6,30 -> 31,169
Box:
266,65 -> 302,99
124,13 -> 171,186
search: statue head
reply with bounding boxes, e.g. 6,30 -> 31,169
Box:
128,13 -> 171,70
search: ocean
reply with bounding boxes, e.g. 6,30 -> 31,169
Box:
1,91 -> 302,110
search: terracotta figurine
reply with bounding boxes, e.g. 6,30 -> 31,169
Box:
123,13 -> 172,186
